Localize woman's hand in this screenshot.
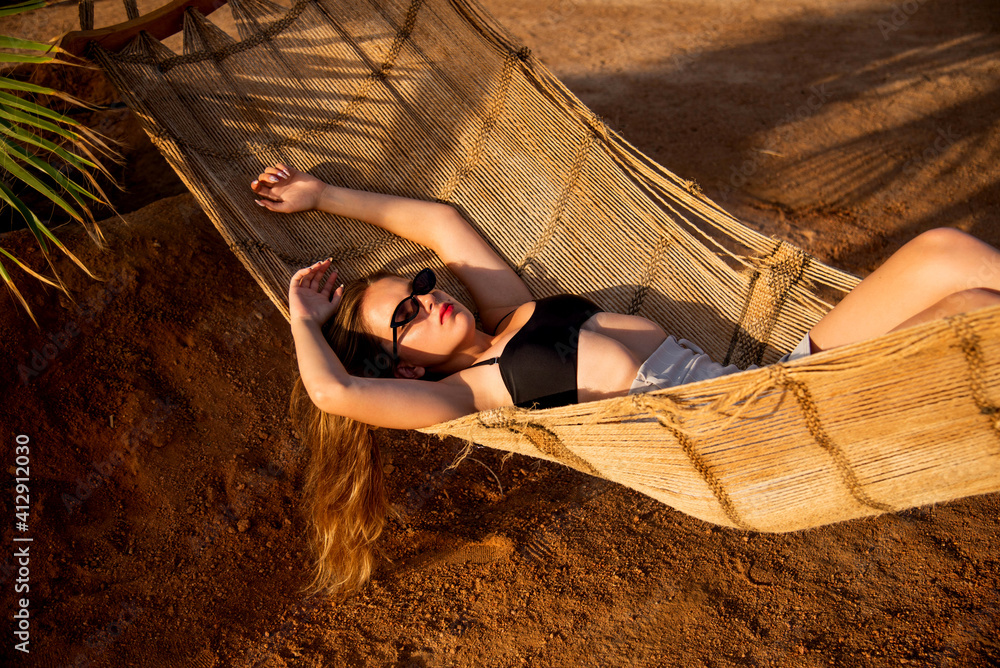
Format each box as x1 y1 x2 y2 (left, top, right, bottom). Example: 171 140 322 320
251 163 328 213
289 259 344 325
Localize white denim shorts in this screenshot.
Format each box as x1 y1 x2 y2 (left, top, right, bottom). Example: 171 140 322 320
627 332 813 395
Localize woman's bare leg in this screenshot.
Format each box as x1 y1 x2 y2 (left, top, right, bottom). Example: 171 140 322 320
887 288 1000 333
809 228 1000 352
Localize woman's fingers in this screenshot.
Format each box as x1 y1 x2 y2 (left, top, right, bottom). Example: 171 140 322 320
329 283 345 309
290 260 335 291
313 262 337 295
251 164 295 194
307 260 325 290
255 168 286 186
290 266 310 287
291 261 321 282
250 179 274 196
321 268 339 296
288 259 341 322
252 178 283 205
262 168 282 183
263 165 295 183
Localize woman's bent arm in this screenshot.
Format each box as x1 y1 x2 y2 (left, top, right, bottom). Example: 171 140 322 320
313 182 535 329
317 376 476 430
253 164 460 252
253 164 534 330
291 316 354 405
314 183 457 251
292 316 474 428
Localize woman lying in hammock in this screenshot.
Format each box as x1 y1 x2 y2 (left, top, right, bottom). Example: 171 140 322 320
251 162 1000 595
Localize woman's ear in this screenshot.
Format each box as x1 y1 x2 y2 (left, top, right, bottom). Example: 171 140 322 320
393 364 425 380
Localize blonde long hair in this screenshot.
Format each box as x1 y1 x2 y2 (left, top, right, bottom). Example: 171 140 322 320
289 271 400 597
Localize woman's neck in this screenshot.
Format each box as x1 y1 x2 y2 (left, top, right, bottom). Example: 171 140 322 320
429 328 499 375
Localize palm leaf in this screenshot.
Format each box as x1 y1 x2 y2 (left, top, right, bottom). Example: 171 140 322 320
0 179 54 255
0 103 118 171
0 77 61 95
0 90 86 126
0 181 98 281
0 122 113 201
0 105 86 144
0 35 65 54
0 256 40 327
0 109 117 200
0 119 103 173
0 0 119 326
0 246 60 288
0 3 46 19
0 181 68 296
0 98 117 157
0 76 99 109
3 139 109 213
0 53 54 64
0 146 84 222
6 139 111 222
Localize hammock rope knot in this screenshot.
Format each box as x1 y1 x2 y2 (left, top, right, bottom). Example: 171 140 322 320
769 365 895 513
628 394 752 529
946 314 1000 450
726 239 811 367
475 409 602 477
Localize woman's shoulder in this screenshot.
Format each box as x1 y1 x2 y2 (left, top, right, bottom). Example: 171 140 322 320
490 300 535 336
436 355 514 411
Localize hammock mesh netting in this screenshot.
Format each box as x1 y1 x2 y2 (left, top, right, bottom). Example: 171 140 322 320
73 0 1000 532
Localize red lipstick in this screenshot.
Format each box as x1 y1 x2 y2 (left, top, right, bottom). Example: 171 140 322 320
440 304 453 323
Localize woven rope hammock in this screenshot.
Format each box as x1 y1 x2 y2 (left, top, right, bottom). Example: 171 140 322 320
65 0 1000 532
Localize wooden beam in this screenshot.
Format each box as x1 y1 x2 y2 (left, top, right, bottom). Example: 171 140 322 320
58 0 230 57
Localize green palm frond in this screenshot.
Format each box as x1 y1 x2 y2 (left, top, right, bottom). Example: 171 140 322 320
0 3 47 19
0 35 64 53
0 76 101 109
0 2 120 326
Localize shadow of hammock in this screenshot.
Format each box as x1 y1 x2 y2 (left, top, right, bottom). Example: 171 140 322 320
557 1 1000 274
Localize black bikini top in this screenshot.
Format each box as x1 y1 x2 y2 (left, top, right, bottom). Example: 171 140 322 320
469 294 603 409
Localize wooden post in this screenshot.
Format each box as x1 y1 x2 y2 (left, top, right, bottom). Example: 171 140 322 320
58 0 230 57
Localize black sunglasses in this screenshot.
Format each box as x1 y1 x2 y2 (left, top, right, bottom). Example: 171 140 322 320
390 268 436 365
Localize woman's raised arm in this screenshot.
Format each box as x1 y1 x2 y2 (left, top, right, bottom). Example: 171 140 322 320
288 258 350 402
253 164 455 250
253 164 533 333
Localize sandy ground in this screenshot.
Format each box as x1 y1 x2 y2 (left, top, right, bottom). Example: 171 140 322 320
2 0 999 666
